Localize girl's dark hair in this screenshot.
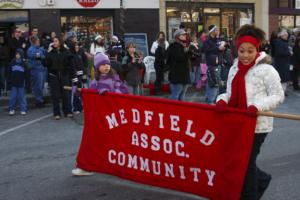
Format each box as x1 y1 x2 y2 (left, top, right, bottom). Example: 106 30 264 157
52 36 65 48
157 31 166 39
234 24 266 44
94 68 117 81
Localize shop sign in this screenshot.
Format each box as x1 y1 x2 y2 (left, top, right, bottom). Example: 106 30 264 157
0 0 24 8
76 0 100 8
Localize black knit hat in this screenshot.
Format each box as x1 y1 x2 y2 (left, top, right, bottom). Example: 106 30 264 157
208 25 217 33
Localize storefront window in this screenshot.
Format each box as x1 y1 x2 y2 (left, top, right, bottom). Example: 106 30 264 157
239 9 253 26
166 2 253 39
279 15 295 28
61 16 113 48
296 16 300 27
278 0 290 8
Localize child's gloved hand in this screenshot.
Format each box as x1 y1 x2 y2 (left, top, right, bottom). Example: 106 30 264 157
246 105 258 117
98 88 109 95
215 100 227 113
72 85 80 96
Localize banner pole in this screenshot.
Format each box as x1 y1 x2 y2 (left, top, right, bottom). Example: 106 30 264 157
63 86 300 121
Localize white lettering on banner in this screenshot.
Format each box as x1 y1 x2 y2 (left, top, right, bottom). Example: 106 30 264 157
151 136 160 151
190 168 201 182
205 170 216 187
200 130 215 146
185 120 196 138
132 109 140 124
119 109 128 124
140 157 150 172
131 131 187 158
105 109 216 146
170 115 180 132
179 165 186 179
127 154 138 169
106 113 119 129
164 163 175 178
108 149 216 186
158 113 164 129
144 111 153 126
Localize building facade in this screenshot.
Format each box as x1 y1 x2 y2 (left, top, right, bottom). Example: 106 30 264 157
0 0 160 49
269 0 300 34
159 0 269 39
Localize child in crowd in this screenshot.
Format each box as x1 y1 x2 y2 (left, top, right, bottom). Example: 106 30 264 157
122 42 145 95
8 49 27 115
216 24 284 199
72 53 128 176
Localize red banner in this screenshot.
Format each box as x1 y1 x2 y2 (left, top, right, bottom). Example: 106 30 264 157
76 89 257 200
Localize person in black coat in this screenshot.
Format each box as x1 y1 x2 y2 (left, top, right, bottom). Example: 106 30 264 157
166 29 190 101
204 25 226 104
0 44 6 96
273 30 292 94
292 37 300 90
46 37 75 119
154 37 167 94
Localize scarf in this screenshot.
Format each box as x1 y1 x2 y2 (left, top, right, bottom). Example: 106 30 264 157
228 53 260 108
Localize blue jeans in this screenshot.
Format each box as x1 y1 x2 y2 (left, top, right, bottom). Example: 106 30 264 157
170 84 188 101
205 84 218 104
0 66 5 96
31 67 45 104
9 87 27 112
190 65 200 85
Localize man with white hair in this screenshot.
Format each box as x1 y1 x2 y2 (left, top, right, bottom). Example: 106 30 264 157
273 29 292 95
203 25 226 104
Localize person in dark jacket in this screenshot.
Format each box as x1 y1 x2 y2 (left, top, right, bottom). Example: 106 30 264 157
0 44 6 96
8 28 28 60
109 49 123 79
70 42 88 114
122 42 145 95
107 35 124 62
166 29 190 101
8 49 27 115
27 36 47 107
189 35 202 86
154 37 167 94
46 37 75 120
273 29 292 94
292 37 300 90
204 25 226 104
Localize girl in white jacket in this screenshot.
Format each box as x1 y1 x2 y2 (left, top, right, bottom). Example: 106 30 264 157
216 25 284 200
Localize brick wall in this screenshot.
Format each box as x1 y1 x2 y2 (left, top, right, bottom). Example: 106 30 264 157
269 14 279 37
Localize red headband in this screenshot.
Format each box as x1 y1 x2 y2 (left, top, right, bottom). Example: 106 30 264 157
236 35 260 51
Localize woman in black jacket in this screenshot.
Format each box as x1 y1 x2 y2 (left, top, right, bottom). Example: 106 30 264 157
46 37 74 120
292 37 300 90
154 38 167 94
166 29 190 101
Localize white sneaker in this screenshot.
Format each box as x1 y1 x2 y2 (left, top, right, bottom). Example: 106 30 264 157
20 111 27 115
71 168 94 176
9 110 15 115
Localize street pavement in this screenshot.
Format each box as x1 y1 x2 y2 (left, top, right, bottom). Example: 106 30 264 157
0 88 299 200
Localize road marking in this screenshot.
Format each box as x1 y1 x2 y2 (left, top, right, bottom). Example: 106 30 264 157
0 113 52 137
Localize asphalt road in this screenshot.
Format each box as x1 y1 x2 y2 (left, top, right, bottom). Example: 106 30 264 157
0 88 299 200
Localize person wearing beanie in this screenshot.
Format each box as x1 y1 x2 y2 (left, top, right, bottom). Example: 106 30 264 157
71 53 128 176
165 28 190 101
107 35 124 62
90 34 105 56
203 24 226 104
8 49 27 115
216 24 284 199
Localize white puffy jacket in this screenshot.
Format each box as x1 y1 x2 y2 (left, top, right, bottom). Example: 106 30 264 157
217 52 285 133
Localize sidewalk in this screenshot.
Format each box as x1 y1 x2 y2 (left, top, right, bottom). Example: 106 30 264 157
0 92 50 108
